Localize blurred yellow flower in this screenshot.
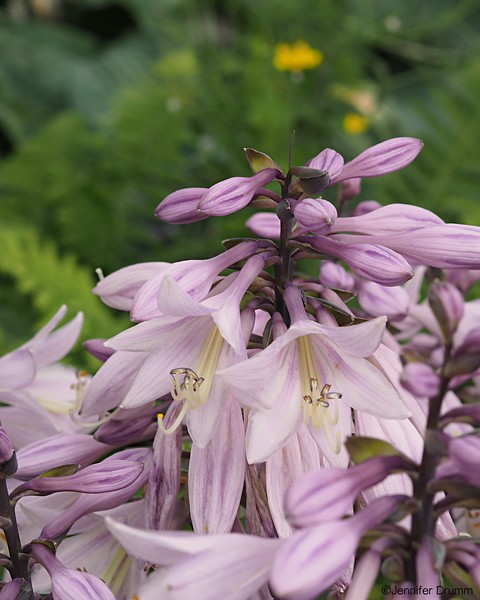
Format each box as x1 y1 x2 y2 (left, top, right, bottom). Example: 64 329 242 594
273 40 323 73
343 112 370 135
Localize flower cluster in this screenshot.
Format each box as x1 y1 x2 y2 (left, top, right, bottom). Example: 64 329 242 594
0 136 479 599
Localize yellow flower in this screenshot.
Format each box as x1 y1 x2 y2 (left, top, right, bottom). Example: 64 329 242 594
343 112 370 135
273 40 323 73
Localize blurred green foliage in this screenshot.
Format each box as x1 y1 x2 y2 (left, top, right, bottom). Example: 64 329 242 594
1 0 480 359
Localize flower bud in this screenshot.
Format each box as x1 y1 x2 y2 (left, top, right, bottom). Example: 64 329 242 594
352 200 381 216
155 187 209 224
400 362 440 398
357 281 410 321
336 137 423 181
307 148 344 180
31 543 116 600
10 459 144 499
428 280 464 343
339 177 362 202
199 169 276 216
312 236 413 286
0 426 14 466
293 198 337 233
319 261 355 291
246 213 280 239
332 203 443 235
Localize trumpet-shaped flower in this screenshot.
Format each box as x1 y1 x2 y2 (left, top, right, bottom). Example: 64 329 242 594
0 306 84 448
129 240 262 321
218 285 409 465
85 255 266 447
106 519 283 600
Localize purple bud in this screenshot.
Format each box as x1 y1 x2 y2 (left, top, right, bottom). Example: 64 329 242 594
319 261 355 291
285 456 407 528
429 280 464 343
11 459 144 499
83 339 115 363
271 495 408 600
312 236 413 286
352 200 381 216
363 224 480 269
307 148 344 180
0 427 14 465
436 435 480 486
155 187 209 224
293 198 337 233
31 544 116 600
332 203 443 235
0 580 33 599
357 281 410 321
15 434 111 480
94 404 158 445
336 137 423 182
439 404 480 428
416 537 441 598
400 363 440 398
339 177 362 202
40 449 151 540
246 212 280 239
198 169 276 216
447 269 480 294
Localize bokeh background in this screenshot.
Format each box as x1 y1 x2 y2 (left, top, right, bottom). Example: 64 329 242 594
1 0 480 365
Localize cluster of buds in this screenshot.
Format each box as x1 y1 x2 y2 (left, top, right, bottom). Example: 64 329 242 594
0 136 479 599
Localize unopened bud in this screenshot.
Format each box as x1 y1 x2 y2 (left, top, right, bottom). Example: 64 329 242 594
400 362 440 398
428 280 464 343
0 427 15 476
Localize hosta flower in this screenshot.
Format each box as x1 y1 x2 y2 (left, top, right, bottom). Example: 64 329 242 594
106 519 283 600
83 254 267 447
308 138 423 184
218 284 409 465
28 500 146 600
270 495 408 600
0 306 84 448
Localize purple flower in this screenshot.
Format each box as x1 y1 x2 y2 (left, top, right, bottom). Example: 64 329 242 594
31 543 116 600
311 236 413 286
307 138 423 187
400 362 440 399
14 433 111 480
334 137 423 182
218 285 409 465
155 187 209 224
198 169 276 216
130 240 260 321
284 456 409 528
293 198 337 233
0 427 14 465
189 398 245 534
106 519 283 600
270 495 408 600
11 459 145 499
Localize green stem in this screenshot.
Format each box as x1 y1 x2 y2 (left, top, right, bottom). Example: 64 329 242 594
0 471 33 595
408 342 452 581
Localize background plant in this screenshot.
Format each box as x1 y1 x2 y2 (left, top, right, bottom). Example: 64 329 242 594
1 0 480 360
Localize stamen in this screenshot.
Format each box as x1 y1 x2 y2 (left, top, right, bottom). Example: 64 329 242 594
157 403 188 435
298 335 343 453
